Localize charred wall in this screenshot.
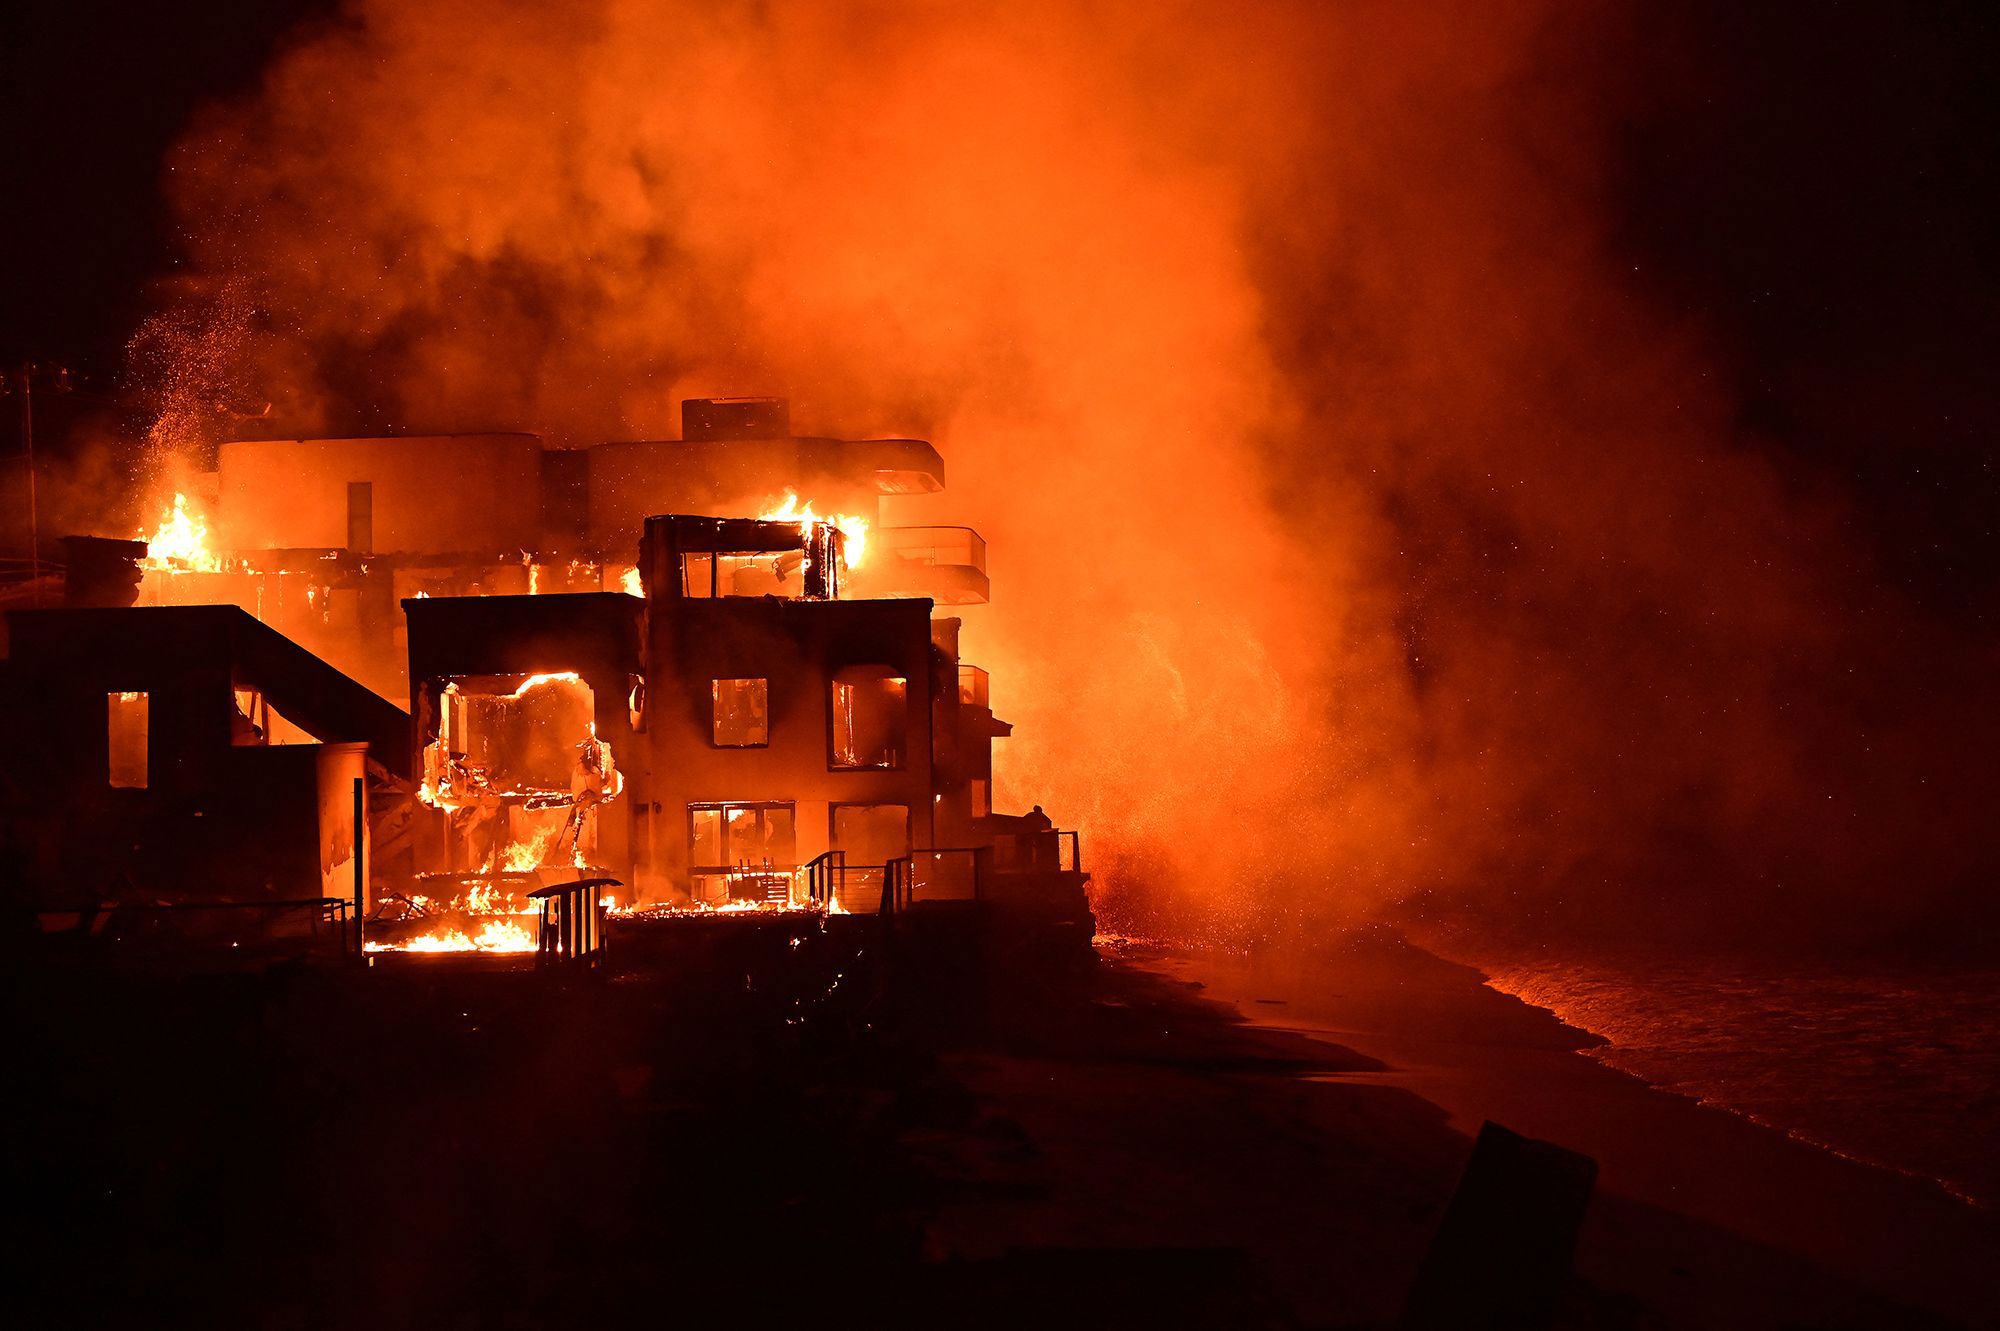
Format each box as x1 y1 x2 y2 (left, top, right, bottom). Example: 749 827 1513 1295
637 592 937 898
0 607 377 905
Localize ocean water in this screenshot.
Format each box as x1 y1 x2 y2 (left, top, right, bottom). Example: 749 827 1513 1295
1458 947 2000 1207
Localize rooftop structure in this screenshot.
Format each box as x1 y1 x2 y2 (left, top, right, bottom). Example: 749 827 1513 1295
138 399 980 699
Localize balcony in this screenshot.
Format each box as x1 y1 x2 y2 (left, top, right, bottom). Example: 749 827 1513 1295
955 663 1009 739
860 526 991 604
846 438 945 494
957 664 989 708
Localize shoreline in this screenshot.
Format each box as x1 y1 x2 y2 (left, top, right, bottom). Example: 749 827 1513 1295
1116 931 2000 1327
1465 965 1994 1213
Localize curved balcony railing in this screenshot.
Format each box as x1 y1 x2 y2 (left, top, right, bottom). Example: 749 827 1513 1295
957 664 990 709
851 438 946 494
863 526 990 604
878 526 987 573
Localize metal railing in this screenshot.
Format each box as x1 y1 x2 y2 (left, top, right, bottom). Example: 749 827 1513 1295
836 864 886 913
804 851 891 915
878 526 988 573
913 847 985 901
879 847 990 914
881 856 912 915
956 664 989 708
991 829 1083 874
529 877 617 970
802 849 846 909
35 897 355 959
807 847 1007 915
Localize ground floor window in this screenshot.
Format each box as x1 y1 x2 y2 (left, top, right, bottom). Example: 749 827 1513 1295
689 801 797 904
689 802 796 872
830 803 910 865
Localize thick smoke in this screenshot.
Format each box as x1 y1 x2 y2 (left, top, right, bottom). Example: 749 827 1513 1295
158 0 1994 948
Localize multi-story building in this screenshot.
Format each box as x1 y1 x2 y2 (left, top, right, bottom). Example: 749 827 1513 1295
18 398 1086 946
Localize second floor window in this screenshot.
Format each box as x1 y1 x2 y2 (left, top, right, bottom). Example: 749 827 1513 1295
830 666 906 769
711 678 769 747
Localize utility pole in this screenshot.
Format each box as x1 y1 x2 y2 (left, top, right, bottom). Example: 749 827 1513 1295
3 362 73 603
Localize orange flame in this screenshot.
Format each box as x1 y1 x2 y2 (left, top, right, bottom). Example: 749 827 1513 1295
140 493 223 571
760 489 868 568
508 671 584 698
365 918 536 954
499 823 559 873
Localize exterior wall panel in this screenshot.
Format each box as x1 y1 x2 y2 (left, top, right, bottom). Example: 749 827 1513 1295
635 594 938 900
217 435 544 555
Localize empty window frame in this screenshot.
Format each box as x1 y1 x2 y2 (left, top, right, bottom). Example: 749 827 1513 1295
829 666 907 769
433 673 596 796
681 551 807 599
107 691 149 788
711 678 770 747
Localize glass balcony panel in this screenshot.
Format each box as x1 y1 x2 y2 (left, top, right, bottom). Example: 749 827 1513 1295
957 664 990 709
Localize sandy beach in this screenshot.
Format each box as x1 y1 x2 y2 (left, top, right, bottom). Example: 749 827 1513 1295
10 923 1998 1328
923 933 2000 1328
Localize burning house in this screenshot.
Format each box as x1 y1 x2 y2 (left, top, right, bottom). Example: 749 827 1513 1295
134 397 963 699
389 590 640 951
3 398 1088 962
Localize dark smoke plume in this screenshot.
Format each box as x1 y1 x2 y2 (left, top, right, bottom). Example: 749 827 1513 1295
155 0 1996 948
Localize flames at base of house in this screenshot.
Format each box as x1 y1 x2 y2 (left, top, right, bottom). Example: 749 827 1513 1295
611 899 823 920
366 869 619 954
364 919 536 954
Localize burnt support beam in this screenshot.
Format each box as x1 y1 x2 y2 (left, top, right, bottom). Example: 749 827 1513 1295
352 776 366 959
